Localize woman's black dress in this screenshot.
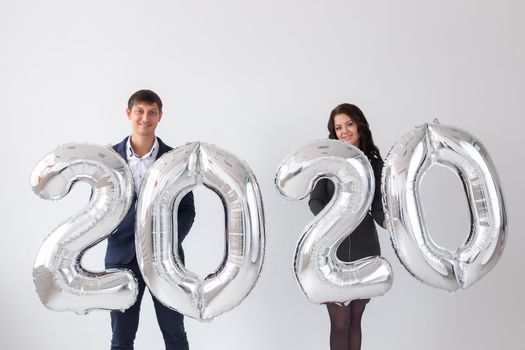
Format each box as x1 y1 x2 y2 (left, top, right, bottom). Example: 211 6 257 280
308 156 385 262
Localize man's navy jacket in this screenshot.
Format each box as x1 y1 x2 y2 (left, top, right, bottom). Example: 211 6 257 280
105 136 195 266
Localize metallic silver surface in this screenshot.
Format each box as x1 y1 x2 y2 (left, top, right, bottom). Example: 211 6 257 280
382 122 507 291
275 140 393 304
135 142 265 321
31 143 136 314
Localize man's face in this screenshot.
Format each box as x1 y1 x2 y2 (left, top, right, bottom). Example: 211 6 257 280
127 102 163 136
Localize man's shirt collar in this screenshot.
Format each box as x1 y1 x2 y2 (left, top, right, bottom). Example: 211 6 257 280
126 136 159 160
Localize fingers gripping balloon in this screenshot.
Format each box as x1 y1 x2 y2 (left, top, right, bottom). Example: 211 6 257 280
382 122 507 291
275 140 393 304
135 142 265 321
31 143 137 314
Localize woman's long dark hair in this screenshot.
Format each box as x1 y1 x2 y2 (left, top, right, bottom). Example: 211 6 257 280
327 103 381 160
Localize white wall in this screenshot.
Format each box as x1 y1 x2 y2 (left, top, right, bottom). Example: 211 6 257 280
1 0 523 349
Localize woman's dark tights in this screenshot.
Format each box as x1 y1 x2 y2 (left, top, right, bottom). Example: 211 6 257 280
326 300 367 350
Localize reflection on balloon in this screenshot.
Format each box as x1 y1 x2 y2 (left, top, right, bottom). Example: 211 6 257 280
275 140 393 305
31 143 137 314
135 142 265 321
382 121 507 291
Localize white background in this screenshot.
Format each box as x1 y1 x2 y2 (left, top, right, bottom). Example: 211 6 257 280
1 1 523 349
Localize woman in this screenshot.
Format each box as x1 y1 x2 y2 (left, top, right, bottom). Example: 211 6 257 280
308 103 386 350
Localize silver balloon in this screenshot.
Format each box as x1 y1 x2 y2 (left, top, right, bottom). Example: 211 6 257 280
382 122 507 291
275 140 393 304
31 143 136 314
135 142 265 321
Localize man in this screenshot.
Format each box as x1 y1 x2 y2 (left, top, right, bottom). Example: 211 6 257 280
106 89 195 350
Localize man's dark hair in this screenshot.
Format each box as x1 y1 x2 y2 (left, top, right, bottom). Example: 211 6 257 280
127 89 163 111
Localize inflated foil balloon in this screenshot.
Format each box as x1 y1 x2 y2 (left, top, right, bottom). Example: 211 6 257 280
382 121 507 291
275 140 393 304
135 142 265 321
31 143 136 314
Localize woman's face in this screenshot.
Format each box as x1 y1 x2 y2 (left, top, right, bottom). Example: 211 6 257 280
334 113 360 147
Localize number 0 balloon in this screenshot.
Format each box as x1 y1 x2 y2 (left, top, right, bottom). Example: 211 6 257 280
135 142 265 321
31 143 136 314
382 122 507 291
